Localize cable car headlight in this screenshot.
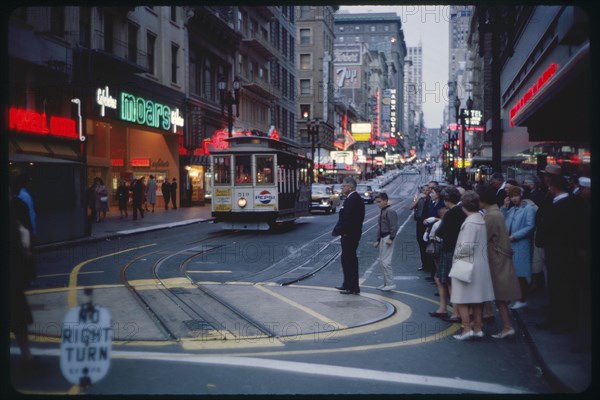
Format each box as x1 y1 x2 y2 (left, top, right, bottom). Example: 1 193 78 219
238 197 248 208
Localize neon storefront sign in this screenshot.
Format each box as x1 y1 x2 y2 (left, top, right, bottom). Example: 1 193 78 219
509 63 558 126
95 86 184 133
8 106 78 139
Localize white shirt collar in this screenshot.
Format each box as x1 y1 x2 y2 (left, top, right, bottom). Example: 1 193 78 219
553 192 569 203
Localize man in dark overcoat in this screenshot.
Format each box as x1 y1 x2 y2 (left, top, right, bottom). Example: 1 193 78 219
332 177 365 294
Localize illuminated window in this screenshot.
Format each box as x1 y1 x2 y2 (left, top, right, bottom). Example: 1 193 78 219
300 54 311 70
235 155 253 185
213 156 231 185
256 155 274 184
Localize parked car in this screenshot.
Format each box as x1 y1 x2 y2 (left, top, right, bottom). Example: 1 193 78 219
400 166 420 175
356 184 375 204
369 183 384 197
332 184 346 201
310 184 340 214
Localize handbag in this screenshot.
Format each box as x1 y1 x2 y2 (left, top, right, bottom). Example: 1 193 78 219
100 196 108 202
449 259 474 283
425 240 439 256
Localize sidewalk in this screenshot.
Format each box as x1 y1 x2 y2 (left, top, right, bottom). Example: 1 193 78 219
511 286 592 393
34 203 592 393
36 204 215 250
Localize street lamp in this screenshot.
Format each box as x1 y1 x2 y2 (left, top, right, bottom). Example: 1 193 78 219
218 76 241 138
307 119 320 183
368 143 377 179
455 96 474 187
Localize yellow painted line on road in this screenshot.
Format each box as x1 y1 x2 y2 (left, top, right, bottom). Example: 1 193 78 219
187 270 232 274
68 244 156 308
254 284 348 330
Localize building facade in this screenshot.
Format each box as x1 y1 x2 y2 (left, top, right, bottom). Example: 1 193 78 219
295 5 337 174
333 11 407 158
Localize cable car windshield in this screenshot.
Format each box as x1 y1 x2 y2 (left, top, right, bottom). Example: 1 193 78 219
235 155 252 185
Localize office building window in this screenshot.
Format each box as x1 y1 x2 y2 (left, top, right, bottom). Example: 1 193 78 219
300 104 311 119
147 32 156 75
300 54 311 70
50 7 65 37
128 23 138 64
171 43 179 84
299 28 311 45
300 79 311 95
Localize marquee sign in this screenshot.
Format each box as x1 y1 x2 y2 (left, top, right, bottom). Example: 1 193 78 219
509 63 558 126
9 106 78 139
333 44 362 65
95 86 184 133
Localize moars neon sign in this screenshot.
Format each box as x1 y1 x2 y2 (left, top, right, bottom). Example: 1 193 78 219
509 63 558 126
95 86 184 133
9 107 78 139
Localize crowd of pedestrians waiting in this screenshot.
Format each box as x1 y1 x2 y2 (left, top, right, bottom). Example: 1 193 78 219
413 166 590 341
86 175 179 222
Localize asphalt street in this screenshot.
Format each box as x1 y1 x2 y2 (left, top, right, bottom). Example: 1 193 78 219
7 171 592 395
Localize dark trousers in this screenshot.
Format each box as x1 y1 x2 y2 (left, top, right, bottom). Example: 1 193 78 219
341 236 360 292
132 202 144 220
546 255 581 328
163 195 170 210
171 194 177 209
416 220 427 268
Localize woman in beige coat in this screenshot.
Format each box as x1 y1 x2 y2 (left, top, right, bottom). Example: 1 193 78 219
450 191 495 340
477 185 522 339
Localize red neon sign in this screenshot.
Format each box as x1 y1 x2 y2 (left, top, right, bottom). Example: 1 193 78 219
130 158 150 167
509 63 558 126
9 107 78 139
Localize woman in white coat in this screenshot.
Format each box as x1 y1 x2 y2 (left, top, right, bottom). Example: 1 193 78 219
450 191 496 340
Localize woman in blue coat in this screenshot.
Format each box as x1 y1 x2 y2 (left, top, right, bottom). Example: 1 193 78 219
501 186 536 310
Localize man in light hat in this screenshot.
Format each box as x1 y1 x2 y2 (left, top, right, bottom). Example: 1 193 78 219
578 177 591 201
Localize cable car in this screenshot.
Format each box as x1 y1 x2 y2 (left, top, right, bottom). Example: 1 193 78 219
210 131 311 230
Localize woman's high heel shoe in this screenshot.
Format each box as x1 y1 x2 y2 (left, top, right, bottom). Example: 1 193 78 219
491 328 515 339
453 330 474 341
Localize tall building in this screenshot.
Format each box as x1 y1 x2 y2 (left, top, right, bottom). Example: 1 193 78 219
404 43 423 151
333 11 407 161
8 6 188 243
295 5 337 168
447 5 472 127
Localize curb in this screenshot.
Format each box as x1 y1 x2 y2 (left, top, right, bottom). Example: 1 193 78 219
512 309 573 393
36 218 216 252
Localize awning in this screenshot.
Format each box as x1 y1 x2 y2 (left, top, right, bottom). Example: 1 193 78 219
187 155 211 166
46 143 80 160
10 139 82 162
9 153 81 164
11 139 49 155
511 43 590 142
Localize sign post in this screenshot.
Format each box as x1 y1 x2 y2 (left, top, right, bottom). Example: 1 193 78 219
60 288 112 388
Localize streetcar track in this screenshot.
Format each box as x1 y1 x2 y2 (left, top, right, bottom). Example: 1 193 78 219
113 175 428 341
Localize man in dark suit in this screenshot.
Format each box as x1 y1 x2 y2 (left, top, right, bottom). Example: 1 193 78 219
536 172 587 333
489 172 507 207
332 177 365 294
131 177 145 220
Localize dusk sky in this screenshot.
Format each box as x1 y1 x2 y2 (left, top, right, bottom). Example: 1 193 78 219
338 5 450 129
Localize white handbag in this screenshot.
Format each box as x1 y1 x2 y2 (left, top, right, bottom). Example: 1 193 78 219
449 259 474 283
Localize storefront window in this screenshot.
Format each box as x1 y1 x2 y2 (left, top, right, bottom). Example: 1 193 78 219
213 155 231 185
255 155 274 184
235 155 252 185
